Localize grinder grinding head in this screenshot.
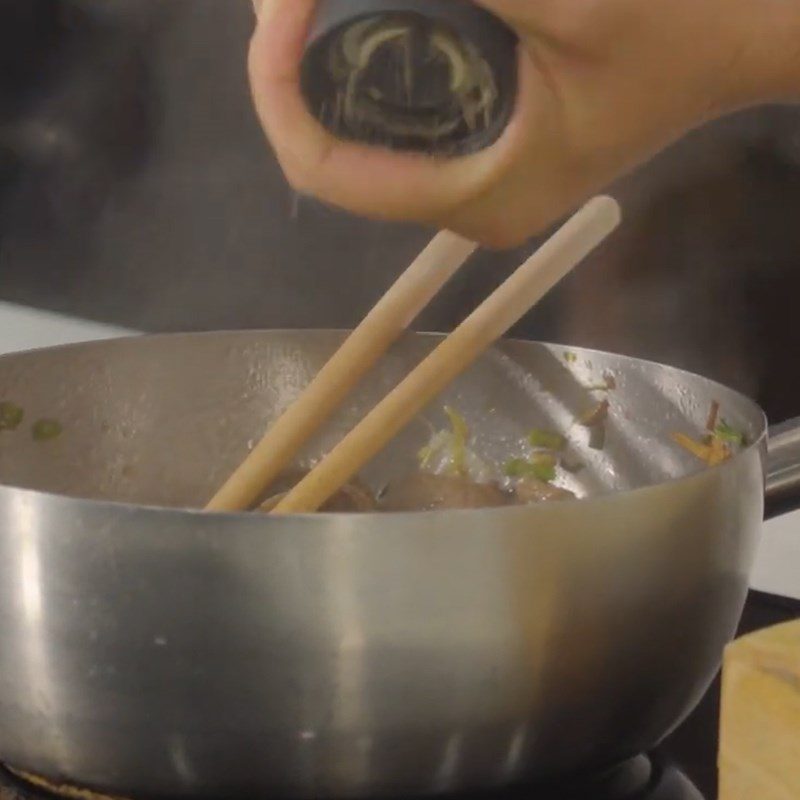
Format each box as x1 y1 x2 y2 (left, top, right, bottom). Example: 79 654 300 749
301 0 518 156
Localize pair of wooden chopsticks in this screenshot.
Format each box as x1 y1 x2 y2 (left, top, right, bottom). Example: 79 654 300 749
207 196 621 514
206 232 477 511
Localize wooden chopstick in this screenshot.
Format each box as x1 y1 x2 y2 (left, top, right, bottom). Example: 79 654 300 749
206 231 477 512
272 196 622 514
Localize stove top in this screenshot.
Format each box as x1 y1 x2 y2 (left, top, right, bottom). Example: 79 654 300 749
0 757 703 800
455 756 703 799
1 591 796 800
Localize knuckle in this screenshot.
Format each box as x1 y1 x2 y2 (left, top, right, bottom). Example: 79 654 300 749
279 157 316 195
272 136 336 198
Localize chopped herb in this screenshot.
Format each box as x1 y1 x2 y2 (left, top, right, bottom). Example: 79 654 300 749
707 435 731 466
504 453 557 483
672 432 732 466
714 421 745 447
0 402 24 431
706 400 720 432
674 405 743 468
534 463 557 483
444 406 469 443
579 400 609 450
417 444 434 468
579 399 610 428
585 373 617 392
564 351 577 364
444 406 469 477
672 432 711 461
32 419 62 442
504 458 532 478
528 429 566 451
417 407 473 477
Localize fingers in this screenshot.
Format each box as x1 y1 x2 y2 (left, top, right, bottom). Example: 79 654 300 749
246 0 574 246
427 54 574 248
247 0 514 225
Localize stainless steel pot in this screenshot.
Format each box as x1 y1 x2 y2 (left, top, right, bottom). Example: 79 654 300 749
0 330 797 798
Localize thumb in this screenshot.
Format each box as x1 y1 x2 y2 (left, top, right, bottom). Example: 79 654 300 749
250 0 266 17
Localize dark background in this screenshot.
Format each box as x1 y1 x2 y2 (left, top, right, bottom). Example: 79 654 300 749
3 1 800 424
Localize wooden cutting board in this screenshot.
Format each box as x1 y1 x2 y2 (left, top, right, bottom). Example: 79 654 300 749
719 619 800 799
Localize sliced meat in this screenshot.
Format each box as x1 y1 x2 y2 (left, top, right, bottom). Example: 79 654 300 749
318 481 377 512
379 472 511 512
514 478 575 504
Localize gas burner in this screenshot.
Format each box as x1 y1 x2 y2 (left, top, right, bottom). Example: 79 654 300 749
0 767 122 800
0 756 702 800
458 756 703 800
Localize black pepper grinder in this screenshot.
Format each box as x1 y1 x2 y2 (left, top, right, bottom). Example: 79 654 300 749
300 0 518 156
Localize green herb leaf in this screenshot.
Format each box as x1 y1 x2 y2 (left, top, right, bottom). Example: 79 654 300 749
32 419 62 442
444 406 469 477
504 458 530 478
417 444 433 469
0 402 24 431
444 406 469 442
564 351 577 364
714 421 745 446
528 429 566 451
504 454 557 483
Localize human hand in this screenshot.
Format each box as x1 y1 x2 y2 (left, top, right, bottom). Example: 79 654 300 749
249 0 800 247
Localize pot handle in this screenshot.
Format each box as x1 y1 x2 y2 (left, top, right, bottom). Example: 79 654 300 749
765 417 800 519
